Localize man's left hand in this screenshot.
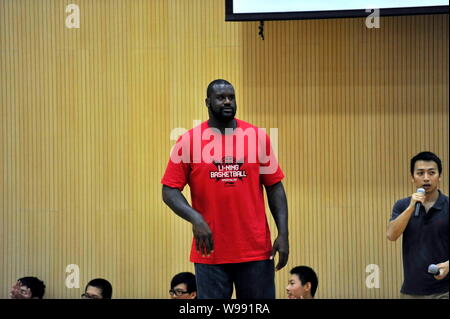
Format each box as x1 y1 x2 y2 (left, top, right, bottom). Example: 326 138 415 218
270 235 289 271
434 260 449 280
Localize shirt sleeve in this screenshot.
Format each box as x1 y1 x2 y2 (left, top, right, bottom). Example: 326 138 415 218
390 198 409 222
258 130 284 186
161 134 191 191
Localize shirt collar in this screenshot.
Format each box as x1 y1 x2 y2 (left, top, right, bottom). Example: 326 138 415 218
432 190 447 211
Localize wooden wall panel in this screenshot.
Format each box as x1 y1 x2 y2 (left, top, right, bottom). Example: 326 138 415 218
0 0 448 299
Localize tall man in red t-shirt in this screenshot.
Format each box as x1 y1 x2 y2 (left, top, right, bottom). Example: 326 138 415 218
161 79 289 299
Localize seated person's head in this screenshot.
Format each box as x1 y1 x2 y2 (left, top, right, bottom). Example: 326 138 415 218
286 266 318 299
82 278 113 299
9 277 46 299
169 272 197 299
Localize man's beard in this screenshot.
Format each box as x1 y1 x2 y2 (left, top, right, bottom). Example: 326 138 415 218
210 107 236 122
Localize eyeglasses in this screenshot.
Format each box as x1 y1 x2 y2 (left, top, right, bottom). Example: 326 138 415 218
169 289 189 297
81 293 102 299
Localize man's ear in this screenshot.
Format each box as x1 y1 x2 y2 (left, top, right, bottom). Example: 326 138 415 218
190 291 197 299
304 282 312 292
205 97 210 108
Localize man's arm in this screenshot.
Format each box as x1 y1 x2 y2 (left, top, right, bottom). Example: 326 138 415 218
265 181 289 271
386 191 425 241
162 185 214 255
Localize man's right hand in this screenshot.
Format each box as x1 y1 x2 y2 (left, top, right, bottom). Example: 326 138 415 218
9 282 31 299
192 220 214 256
162 185 215 256
409 191 426 208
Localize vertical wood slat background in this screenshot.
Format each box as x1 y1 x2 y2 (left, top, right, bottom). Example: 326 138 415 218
0 0 448 298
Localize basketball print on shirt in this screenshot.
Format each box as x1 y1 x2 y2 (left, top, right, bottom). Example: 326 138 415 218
209 156 247 186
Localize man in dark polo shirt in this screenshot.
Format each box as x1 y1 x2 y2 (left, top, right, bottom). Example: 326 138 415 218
387 151 449 299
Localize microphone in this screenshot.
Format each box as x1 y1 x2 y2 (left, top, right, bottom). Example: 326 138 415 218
414 188 425 217
428 264 440 276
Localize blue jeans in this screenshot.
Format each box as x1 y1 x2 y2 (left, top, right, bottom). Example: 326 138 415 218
194 259 275 299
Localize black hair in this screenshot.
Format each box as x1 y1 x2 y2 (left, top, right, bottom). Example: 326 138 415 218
290 266 319 297
206 79 233 98
18 277 46 299
170 272 197 293
85 278 113 299
410 151 442 176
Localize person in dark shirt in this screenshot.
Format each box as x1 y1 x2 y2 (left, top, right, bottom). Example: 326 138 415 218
387 151 448 299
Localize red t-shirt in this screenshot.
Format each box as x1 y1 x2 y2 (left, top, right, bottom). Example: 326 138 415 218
161 119 284 264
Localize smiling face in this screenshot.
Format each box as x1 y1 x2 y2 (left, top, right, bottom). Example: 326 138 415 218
206 83 237 123
411 160 441 194
286 274 312 299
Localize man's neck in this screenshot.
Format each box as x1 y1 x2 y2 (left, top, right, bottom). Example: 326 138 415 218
207 118 237 134
425 189 440 203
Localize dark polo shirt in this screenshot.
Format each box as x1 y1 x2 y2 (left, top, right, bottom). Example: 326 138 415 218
390 190 449 295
